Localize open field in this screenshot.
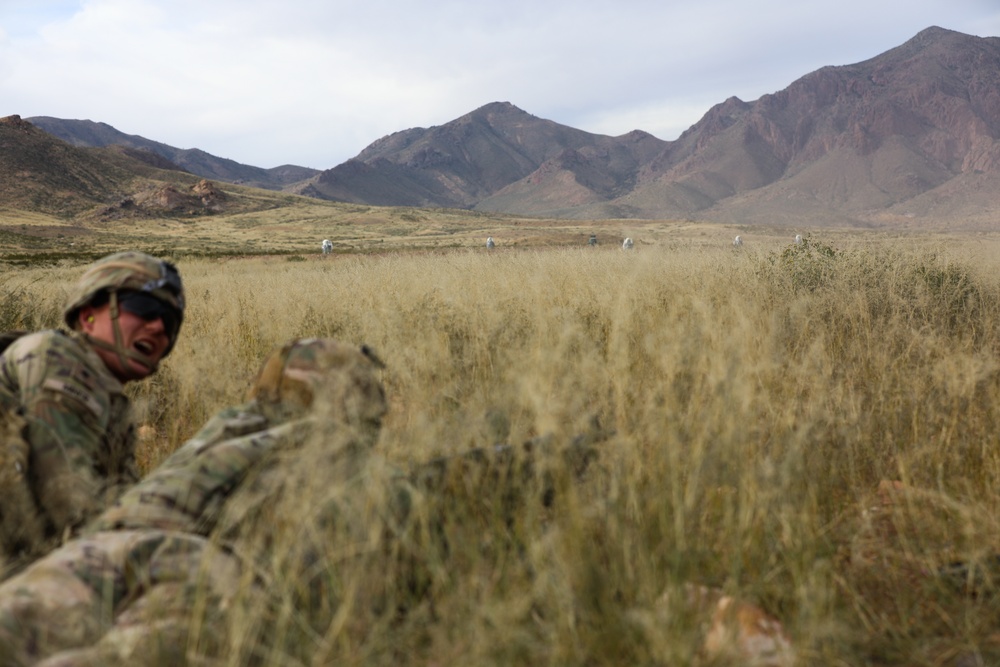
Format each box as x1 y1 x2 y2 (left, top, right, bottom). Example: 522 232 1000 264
4 207 1000 665
6 193 982 261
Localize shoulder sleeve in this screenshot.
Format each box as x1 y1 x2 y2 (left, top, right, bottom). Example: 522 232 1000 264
89 406 297 535
3 332 120 534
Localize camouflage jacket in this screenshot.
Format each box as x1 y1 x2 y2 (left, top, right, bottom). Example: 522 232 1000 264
0 330 138 551
0 400 352 666
91 401 316 537
0 394 607 664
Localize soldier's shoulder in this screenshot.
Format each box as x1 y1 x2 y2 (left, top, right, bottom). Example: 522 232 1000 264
0 329 30 356
171 402 269 456
4 330 120 405
4 329 77 359
2 330 102 381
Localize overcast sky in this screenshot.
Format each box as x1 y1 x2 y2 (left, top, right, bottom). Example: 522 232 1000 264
1 1 998 170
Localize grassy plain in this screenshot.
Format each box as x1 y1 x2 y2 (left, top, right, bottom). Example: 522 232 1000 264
4 202 1000 665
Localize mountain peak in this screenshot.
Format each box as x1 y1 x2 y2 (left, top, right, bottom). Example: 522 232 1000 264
913 25 963 40
466 101 534 121
874 24 998 64
0 114 35 131
15 27 1000 228
476 101 522 112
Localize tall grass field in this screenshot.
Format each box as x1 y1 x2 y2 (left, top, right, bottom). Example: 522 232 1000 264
4 234 1000 665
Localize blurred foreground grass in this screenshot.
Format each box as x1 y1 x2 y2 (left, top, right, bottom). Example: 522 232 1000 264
4 235 1000 665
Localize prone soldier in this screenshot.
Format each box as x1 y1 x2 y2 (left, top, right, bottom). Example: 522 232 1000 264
0 337 606 666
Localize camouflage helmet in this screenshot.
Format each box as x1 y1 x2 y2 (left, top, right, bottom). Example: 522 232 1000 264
249 338 388 433
63 251 185 353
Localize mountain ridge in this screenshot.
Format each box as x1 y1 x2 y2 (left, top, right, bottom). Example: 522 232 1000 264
0 114 298 221
19 26 1000 228
26 116 319 190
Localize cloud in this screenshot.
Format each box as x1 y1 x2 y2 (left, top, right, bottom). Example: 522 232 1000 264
1 0 999 169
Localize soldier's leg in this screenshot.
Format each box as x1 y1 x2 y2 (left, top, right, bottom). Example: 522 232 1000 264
0 535 124 666
28 532 242 667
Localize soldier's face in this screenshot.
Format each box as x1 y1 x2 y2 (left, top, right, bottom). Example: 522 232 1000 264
79 302 172 381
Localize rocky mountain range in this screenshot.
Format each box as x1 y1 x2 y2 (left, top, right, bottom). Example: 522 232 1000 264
0 113 290 221
25 116 319 191
19 26 1000 227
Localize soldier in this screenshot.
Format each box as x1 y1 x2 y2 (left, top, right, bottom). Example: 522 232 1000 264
0 251 185 569
91 337 388 537
0 337 387 666
0 338 603 665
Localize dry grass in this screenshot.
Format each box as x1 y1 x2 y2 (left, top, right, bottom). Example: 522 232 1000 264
5 227 1000 665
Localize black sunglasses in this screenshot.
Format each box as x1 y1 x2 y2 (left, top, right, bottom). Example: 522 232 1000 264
118 292 181 336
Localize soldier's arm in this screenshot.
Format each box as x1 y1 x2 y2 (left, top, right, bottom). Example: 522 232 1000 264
22 391 106 535
406 424 610 503
93 400 140 505
4 339 112 537
89 410 315 535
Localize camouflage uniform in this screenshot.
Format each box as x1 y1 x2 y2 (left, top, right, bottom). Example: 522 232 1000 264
92 337 387 536
0 331 136 564
0 252 185 571
0 338 387 666
0 337 602 666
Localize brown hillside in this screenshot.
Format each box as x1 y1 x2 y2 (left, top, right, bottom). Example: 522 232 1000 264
303 27 1000 227
613 26 1000 226
27 116 320 190
0 115 263 222
0 115 138 217
12 26 1000 228
300 102 668 209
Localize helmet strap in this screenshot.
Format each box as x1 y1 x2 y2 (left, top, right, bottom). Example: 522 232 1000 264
83 290 159 380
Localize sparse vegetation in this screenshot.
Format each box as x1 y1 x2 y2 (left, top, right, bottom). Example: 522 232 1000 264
4 229 1000 665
